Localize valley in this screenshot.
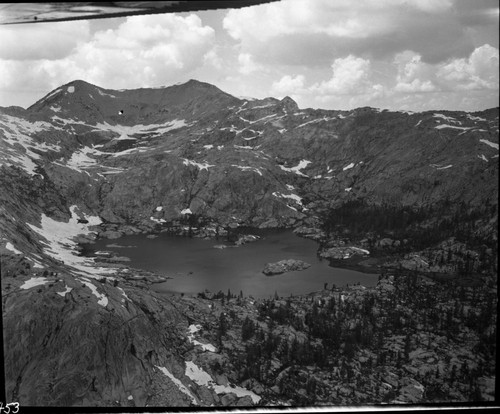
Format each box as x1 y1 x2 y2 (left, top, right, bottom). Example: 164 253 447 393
0 79 497 407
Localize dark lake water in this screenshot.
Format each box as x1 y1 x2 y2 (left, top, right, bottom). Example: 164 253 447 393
89 229 379 299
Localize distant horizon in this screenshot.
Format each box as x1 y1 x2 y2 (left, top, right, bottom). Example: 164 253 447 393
4 77 499 115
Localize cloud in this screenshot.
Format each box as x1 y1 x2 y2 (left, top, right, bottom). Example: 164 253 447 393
267 43 498 111
271 74 306 96
0 14 216 106
222 0 490 66
0 21 90 60
238 53 261 75
203 49 223 70
310 55 383 96
437 44 499 90
394 52 437 92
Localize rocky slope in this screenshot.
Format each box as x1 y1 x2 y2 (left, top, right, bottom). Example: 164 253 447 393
1 79 498 407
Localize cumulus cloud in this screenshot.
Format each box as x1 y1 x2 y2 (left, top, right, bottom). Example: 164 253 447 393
269 43 498 111
310 55 383 96
271 74 306 96
437 44 499 90
394 52 437 92
222 0 483 66
0 14 215 106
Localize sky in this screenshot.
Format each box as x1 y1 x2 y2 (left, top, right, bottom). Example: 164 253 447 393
0 0 498 112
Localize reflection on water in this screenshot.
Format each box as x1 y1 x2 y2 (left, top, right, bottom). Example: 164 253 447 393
90 229 379 298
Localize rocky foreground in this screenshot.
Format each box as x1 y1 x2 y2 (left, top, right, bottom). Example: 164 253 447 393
2 246 496 406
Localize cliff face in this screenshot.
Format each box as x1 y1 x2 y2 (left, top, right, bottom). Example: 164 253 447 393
1 79 498 406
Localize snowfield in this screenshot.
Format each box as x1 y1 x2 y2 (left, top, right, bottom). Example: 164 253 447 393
26 205 115 277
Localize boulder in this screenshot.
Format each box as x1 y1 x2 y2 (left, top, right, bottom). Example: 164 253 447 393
100 230 123 240
234 234 260 246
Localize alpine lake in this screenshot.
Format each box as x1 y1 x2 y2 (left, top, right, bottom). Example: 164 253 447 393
86 229 379 299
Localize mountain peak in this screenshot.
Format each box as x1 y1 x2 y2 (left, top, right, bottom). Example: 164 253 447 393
280 96 299 112
27 78 240 123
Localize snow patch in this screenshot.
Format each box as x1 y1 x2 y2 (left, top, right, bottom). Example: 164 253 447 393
117 287 130 302
231 165 263 176
296 116 334 128
433 113 460 124
434 124 472 131
181 208 193 215
479 139 499 150
92 119 189 139
156 366 198 405
5 242 22 255
41 88 62 102
272 192 304 208
56 285 73 297
343 163 355 171
156 206 163 212
67 86 75 93
239 114 277 125
64 146 99 171
279 159 311 177
183 158 214 171
20 277 49 290
110 146 150 157
187 324 217 352
80 278 108 307
185 361 260 404
250 103 274 109
467 114 487 122
97 89 115 98
478 154 488 162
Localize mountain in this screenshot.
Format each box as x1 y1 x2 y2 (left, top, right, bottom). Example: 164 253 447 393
1 80 498 407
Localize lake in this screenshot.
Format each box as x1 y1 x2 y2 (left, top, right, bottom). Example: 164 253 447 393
89 229 379 299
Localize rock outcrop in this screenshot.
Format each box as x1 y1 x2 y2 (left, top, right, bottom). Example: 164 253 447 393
262 259 311 275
